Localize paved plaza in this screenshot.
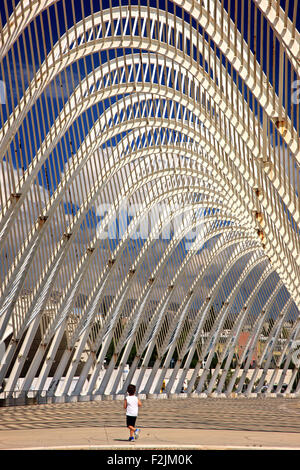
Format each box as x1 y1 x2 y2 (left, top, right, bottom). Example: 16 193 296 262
1 0 300 416
0 397 300 450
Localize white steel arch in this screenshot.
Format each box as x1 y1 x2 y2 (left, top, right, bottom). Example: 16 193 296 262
0 0 299 401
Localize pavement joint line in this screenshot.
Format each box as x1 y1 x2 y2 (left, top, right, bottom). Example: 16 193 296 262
8 444 300 451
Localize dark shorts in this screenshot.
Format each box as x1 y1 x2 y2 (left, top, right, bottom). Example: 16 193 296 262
126 415 137 428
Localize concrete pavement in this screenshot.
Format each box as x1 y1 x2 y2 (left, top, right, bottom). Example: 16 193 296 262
0 397 300 450
2 426 300 450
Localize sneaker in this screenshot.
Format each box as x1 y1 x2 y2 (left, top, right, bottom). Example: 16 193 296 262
134 428 140 440
129 436 134 441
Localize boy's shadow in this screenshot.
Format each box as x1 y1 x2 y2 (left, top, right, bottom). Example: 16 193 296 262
114 438 133 442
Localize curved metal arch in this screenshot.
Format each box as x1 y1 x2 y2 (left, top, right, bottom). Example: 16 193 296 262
1 2 297 163
252 0 300 72
0 144 251 326
124 235 261 393
1 131 247 272
6 165 243 337
179 0 299 149
0 89 258 255
1 48 298 244
1 0 296 84
76 215 240 396
269 315 300 393
59 230 254 397
234 292 291 394
52 216 249 396
0 5 296 282
2 122 264 338
215 278 283 394
205 266 278 394
254 301 296 393
0 45 279 190
1 15 298 253
193 257 273 394
182 273 283 395
167 256 273 395
102 245 264 396
1 50 294 268
73 138 298 304
2 186 241 392
0 139 244 316
1 0 298 80
226 281 288 394
244 297 294 395
145 245 267 395
1 84 298 302
19 200 218 394
1 107 298 312
0 0 59 60
0 88 297 302
0 0 299 398
86 234 261 397
0 73 266 231
55 197 233 346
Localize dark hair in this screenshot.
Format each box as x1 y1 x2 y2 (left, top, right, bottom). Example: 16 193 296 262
127 384 136 395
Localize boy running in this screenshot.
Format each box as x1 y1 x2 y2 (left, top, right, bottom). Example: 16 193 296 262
124 384 142 441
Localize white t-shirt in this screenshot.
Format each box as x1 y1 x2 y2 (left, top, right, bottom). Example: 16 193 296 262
126 395 139 417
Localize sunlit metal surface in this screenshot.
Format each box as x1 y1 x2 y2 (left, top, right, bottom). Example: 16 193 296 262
0 0 299 400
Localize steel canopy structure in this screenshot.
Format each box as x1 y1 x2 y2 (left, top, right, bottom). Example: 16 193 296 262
0 0 299 400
